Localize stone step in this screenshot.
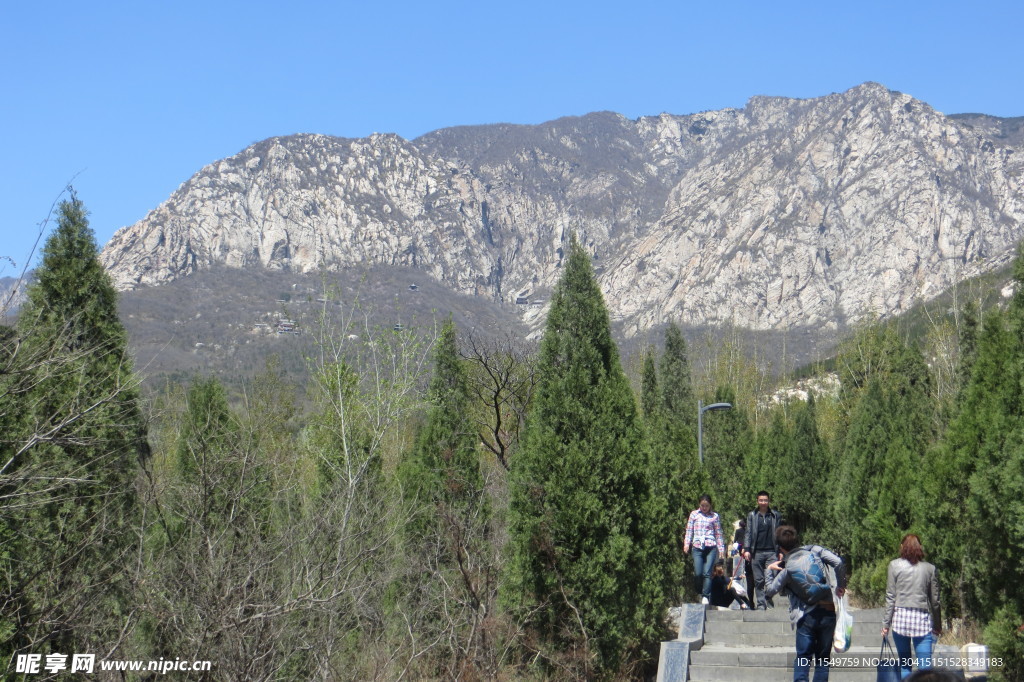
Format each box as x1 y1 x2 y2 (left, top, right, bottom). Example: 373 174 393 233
703 610 887 647
705 620 886 636
690 644 881 668
687 663 878 682
704 607 885 623
705 618 886 636
687 643 965 682
704 632 888 648
658 603 954 681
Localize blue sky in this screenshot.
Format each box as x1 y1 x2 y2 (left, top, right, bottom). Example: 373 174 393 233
2 0 1022 274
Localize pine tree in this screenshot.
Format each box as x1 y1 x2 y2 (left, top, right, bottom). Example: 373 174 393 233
1 194 146 658
400 318 485 533
397 319 493 677
750 407 789 517
659 323 696 436
506 236 668 675
640 349 658 420
787 393 826 538
656 323 704 512
833 335 931 602
701 385 752 522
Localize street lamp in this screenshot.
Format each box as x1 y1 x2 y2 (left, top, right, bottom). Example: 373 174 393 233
697 399 732 465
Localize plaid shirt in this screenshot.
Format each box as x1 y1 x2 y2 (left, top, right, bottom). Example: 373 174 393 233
892 607 932 637
684 510 725 555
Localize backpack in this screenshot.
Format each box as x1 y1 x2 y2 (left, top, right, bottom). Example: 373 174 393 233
784 546 832 605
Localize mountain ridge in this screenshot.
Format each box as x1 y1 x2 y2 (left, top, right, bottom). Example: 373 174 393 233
99 82 1024 337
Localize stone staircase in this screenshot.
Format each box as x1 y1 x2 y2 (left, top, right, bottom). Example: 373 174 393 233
659 604 966 681
691 606 884 681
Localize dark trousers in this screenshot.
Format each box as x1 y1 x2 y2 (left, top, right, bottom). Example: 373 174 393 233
751 550 777 609
794 606 836 681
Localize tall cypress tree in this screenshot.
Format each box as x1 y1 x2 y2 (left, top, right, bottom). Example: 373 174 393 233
787 393 826 538
832 335 931 601
400 318 485 535
506 236 668 675
640 350 658 421
749 407 789 515
659 323 696 436
644 325 703 601
701 385 752 522
1 195 146 657
959 247 1024 617
397 319 493 677
656 323 704 508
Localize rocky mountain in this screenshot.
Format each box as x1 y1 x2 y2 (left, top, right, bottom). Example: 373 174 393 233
100 83 1024 336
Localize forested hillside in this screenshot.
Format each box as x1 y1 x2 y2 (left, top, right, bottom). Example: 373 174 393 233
3 196 1024 680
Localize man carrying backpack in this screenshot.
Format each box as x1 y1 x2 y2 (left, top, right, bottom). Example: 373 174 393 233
766 525 847 682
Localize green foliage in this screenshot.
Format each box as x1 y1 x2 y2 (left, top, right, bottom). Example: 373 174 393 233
400 318 484 515
396 318 496 678
827 325 932 602
984 605 1024 682
640 349 658 420
701 385 753 522
642 325 702 607
506 236 669 676
786 394 828 539
174 375 237 478
1 194 147 659
748 408 788 511
660 324 696 435
846 558 890 608
930 269 1024 621
305 359 375 490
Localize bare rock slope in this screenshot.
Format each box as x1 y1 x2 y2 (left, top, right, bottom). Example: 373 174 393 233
101 83 1024 334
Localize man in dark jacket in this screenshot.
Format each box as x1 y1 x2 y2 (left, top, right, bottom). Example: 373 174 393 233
743 490 783 610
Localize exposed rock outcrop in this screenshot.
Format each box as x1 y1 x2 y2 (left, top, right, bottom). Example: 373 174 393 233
100 83 1024 334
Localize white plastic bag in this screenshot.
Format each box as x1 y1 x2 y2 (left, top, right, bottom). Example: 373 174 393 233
729 578 747 598
833 592 853 652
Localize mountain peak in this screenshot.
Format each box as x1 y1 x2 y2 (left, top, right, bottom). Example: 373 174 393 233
100 86 1024 336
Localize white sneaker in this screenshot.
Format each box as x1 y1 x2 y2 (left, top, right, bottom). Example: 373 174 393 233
701 597 709 605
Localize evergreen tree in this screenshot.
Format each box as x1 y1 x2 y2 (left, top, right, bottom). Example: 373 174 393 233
749 407 788 516
926 307 1013 617
833 337 931 602
957 301 980 391
640 349 658 420
397 319 494 677
656 323 704 512
659 323 697 436
652 324 704 543
701 385 753 522
1 195 146 658
957 246 1024 617
400 318 486 534
506 236 669 676
787 393 826 538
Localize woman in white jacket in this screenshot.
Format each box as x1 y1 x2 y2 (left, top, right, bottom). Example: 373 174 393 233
880 534 942 679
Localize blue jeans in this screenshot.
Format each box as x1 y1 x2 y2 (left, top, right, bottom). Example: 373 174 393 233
794 606 836 681
692 545 718 600
892 631 934 678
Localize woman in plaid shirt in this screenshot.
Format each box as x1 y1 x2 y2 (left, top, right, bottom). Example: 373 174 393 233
683 494 726 604
881 534 942 678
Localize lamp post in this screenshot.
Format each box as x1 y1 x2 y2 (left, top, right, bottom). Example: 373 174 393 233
697 399 733 465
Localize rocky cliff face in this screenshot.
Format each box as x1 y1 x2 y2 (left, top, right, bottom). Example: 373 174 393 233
100 83 1024 334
